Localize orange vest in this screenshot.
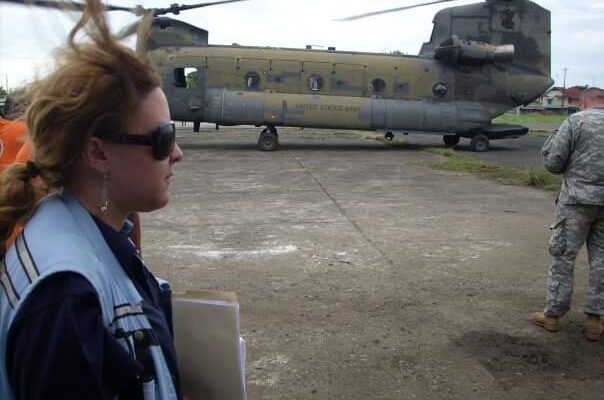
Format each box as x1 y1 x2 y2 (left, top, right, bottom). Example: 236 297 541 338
0 118 28 172
14 139 32 162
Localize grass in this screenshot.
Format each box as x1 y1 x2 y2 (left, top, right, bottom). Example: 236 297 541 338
420 147 562 191
528 130 552 138
493 113 565 137
493 113 567 125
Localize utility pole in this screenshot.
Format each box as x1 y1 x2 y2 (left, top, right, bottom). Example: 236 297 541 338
561 67 568 109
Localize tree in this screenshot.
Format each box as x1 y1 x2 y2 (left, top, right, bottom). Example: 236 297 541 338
0 85 7 98
186 70 198 89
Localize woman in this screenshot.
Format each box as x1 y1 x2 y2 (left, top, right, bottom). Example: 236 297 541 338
6 139 143 251
0 1 184 399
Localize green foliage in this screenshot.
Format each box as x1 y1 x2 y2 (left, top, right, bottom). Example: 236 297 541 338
421 148 562 191
0 85 7 98
528 130 551 138
526 168 561 190
186 70 198 89
493 113 566 125
493 113 564 137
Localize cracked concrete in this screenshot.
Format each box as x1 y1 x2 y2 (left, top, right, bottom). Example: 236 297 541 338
142 126 602 400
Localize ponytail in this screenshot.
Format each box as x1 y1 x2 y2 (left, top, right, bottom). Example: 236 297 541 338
0 162 48 252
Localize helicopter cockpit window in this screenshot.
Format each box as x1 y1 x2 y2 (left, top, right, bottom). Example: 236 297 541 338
370 78 387 95
244 71 261 89
432 82 448 98
174 67 198 89
308 74 323 91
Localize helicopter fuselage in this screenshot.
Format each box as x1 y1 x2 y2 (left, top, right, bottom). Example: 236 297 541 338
2 0 555 151
144 0 553 151
151 44 551 136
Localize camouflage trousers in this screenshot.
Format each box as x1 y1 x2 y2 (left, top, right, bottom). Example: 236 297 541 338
544 202 604 316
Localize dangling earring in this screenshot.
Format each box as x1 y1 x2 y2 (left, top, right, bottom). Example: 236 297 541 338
100 173 109 214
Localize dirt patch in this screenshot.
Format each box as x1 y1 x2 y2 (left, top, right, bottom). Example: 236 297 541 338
459 331 604 390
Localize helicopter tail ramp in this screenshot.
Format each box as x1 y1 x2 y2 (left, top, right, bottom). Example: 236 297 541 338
420 0 552 79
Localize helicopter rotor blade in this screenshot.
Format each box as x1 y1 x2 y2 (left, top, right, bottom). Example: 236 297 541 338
0 0 134 13
152 0 248 16
336 0 458 21
117 20 139 38
0 0 248 16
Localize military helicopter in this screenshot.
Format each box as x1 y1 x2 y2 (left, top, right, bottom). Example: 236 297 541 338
3 0 554 152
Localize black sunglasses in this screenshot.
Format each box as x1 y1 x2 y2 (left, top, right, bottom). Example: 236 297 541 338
95 121 176 160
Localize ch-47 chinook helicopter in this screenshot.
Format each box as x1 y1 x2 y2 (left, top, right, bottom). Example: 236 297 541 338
4 0 554 152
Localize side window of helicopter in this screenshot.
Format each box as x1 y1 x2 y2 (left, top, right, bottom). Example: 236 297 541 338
432 82 448 98
244 71 261 89
308 74 323 92
370 78 387 95
174 67 198 89
174 68 186 88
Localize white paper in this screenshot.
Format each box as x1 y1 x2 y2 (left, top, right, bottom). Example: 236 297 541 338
173 291 247 400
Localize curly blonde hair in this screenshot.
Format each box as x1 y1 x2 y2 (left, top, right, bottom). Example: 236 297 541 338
0 0 160 250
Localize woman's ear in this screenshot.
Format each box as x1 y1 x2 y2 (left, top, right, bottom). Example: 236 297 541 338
81 136 111 173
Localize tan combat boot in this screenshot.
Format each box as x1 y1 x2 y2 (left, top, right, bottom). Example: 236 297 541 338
532 312 560 332
584 314 602 341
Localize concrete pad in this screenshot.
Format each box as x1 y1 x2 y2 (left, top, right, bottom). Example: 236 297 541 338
142 126 602 400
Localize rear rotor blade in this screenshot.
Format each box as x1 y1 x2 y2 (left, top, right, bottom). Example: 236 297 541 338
336 0 458 21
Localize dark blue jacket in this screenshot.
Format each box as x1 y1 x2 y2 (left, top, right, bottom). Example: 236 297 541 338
6 216 181 400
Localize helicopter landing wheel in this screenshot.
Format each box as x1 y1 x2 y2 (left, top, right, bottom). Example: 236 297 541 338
443 134 460 146
260 126 278 138
384 132 394 141
470 134 489 152
258 128 279 151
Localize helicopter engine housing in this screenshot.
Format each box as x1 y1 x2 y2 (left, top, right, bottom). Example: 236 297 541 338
435 35 514 65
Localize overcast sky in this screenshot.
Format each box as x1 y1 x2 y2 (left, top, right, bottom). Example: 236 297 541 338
0 0 603 91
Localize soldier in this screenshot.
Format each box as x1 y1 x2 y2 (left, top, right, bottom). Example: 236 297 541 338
532 97 604 341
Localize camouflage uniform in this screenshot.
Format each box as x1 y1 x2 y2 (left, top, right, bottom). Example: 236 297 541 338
541 108 604 316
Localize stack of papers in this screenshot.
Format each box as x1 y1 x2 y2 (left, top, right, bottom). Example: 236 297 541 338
173 291 247 400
